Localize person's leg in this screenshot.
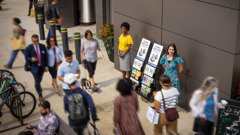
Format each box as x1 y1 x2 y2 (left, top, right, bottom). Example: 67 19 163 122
87 62 96 90
28 1 32 16
47 29 51 39
122 71 126 78
6 50 19 68
56 25 61 34
21 50 25 55
126 71 131 79
32 71 43 98
166 119 178 134
154 113 167 135
92 61 97 84
49 66 60 94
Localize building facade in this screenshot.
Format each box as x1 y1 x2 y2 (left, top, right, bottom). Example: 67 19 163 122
95 0 240 110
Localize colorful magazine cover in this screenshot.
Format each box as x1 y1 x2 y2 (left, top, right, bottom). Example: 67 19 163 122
142 74 154 87
140 84 151 97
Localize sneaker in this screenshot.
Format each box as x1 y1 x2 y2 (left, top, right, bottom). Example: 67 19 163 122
3 65 12 69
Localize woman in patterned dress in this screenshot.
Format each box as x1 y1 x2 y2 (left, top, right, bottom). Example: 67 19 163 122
160 43 183 101
113 78 145 135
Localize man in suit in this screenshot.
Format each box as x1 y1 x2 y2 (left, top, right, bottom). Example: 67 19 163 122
25 34 48 101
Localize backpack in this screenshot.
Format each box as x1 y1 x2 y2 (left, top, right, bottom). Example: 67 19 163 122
68 93 88 124
46 6 53 21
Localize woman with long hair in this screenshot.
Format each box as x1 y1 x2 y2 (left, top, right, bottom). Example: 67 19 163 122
46 36 64 95
113 78 145 135
154 75 179 135
189 76 225 135
160 43 183 101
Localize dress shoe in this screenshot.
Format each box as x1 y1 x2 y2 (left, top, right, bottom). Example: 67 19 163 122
39 96 44 102
3 65 12 69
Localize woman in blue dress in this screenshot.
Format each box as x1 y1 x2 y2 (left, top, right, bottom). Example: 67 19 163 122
160 43 183 101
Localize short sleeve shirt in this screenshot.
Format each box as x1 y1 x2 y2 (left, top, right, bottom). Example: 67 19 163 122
57 59 80 89
81 38 100 62
118 34 133 51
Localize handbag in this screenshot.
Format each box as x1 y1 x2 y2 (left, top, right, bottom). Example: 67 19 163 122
160 90 179 121
146 106 159 124
193 117 214 134
55 61 62 70
12 36 26 50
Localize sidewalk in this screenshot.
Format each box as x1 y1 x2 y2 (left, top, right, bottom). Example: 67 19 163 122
0 0 195 134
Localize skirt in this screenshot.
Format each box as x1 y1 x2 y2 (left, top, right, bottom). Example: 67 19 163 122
119 50 131 71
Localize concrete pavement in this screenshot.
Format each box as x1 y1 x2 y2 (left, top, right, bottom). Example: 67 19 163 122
0 0 195 134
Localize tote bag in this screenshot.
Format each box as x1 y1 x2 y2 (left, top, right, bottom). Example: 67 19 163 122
146 106 159 124
12 36 26 50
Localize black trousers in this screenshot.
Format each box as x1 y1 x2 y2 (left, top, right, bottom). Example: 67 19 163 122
86 61 97 78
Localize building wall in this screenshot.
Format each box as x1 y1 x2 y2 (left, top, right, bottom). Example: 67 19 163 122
96 0 240 109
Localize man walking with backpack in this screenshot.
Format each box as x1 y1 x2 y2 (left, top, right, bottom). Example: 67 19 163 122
63 73 98 135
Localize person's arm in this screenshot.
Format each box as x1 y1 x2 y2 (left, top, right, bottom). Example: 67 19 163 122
162 64 166 70
58 46 65 62
120 44 131 58
80 50 84 62
85 92 97 121
98 48 105 59
178 63 183 74
189 90 203 117
44 46 49 72
154 99 161 111
118 48 121 56
57 66 64 81
113 99 120 124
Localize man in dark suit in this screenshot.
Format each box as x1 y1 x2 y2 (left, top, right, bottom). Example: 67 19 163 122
25 34 48 101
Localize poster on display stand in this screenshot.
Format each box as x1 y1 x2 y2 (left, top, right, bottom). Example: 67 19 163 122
136 38 151 62
140 43 163 100
147 43 163 68
130 38 151 86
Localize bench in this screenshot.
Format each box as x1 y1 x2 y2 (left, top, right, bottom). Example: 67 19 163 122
55 114 77 135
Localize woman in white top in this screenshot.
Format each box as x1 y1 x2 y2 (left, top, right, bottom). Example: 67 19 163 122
46 36 64 95
154 75 179 135
189 76 225 135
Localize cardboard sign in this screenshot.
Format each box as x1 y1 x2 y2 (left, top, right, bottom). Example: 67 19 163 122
136 38 151 62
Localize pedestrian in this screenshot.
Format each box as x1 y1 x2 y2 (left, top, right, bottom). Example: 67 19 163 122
18 101 58 135
46 36 64 95
28 0 33 16
153 75 179 135
160 43 183 101
45 0 62 39
189 76 225 135
63 73 98 135
24 34 48 102
4 18 26 69
80 30 105 91
113 78 145 135
57 50 80 93
118 22 133 79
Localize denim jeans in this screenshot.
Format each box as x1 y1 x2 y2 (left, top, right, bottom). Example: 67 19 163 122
6 50 25 68
47 25 61 39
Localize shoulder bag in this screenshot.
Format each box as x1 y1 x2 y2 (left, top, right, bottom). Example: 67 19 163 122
160 90 179 121
51 48 62 70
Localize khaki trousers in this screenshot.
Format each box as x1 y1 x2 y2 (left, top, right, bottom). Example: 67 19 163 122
154 113 178 135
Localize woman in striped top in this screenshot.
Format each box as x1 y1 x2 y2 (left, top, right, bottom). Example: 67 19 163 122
154 75 180 135
113 78 145 135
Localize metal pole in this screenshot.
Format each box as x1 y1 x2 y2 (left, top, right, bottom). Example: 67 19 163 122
49 19 56 38
37 14 45 40
74 32 81 64
61 27 69 51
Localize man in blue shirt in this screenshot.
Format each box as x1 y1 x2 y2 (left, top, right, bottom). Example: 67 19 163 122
58 50 80 93
63 73 98 135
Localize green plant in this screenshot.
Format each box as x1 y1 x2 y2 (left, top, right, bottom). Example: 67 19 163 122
98 24 114 54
